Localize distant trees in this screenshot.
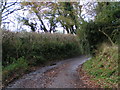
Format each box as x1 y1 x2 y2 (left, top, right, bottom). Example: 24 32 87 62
20 2 57 32
56 2 79 34
1 1 96 34
21 17 37 32
20 2 85 34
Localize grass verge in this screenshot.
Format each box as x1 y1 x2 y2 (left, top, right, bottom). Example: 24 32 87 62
82 44 119 88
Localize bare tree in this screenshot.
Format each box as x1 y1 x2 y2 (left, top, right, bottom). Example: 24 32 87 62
0 0 21 27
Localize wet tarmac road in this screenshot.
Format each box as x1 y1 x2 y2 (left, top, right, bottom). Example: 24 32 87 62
7 55 90 88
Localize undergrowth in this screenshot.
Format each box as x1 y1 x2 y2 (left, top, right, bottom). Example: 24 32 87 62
82 43 119 88
2 57 29 86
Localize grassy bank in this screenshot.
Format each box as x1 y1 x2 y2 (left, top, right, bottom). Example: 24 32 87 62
82 43 119 88
2 30 81 86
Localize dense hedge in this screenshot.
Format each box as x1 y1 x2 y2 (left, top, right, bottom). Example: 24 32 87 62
2 30 81 67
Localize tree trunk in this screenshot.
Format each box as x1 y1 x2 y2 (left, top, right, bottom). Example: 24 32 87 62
36 13 48 32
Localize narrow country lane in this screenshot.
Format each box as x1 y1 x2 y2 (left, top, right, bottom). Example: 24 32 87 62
7 56 91 88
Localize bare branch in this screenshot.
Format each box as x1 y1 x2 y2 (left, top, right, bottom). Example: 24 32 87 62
99 29 115 46
5 2 19 10
2 8 21 19
1 1 7 12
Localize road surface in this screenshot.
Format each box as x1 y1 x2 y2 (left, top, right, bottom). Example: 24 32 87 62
7 56 91 88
